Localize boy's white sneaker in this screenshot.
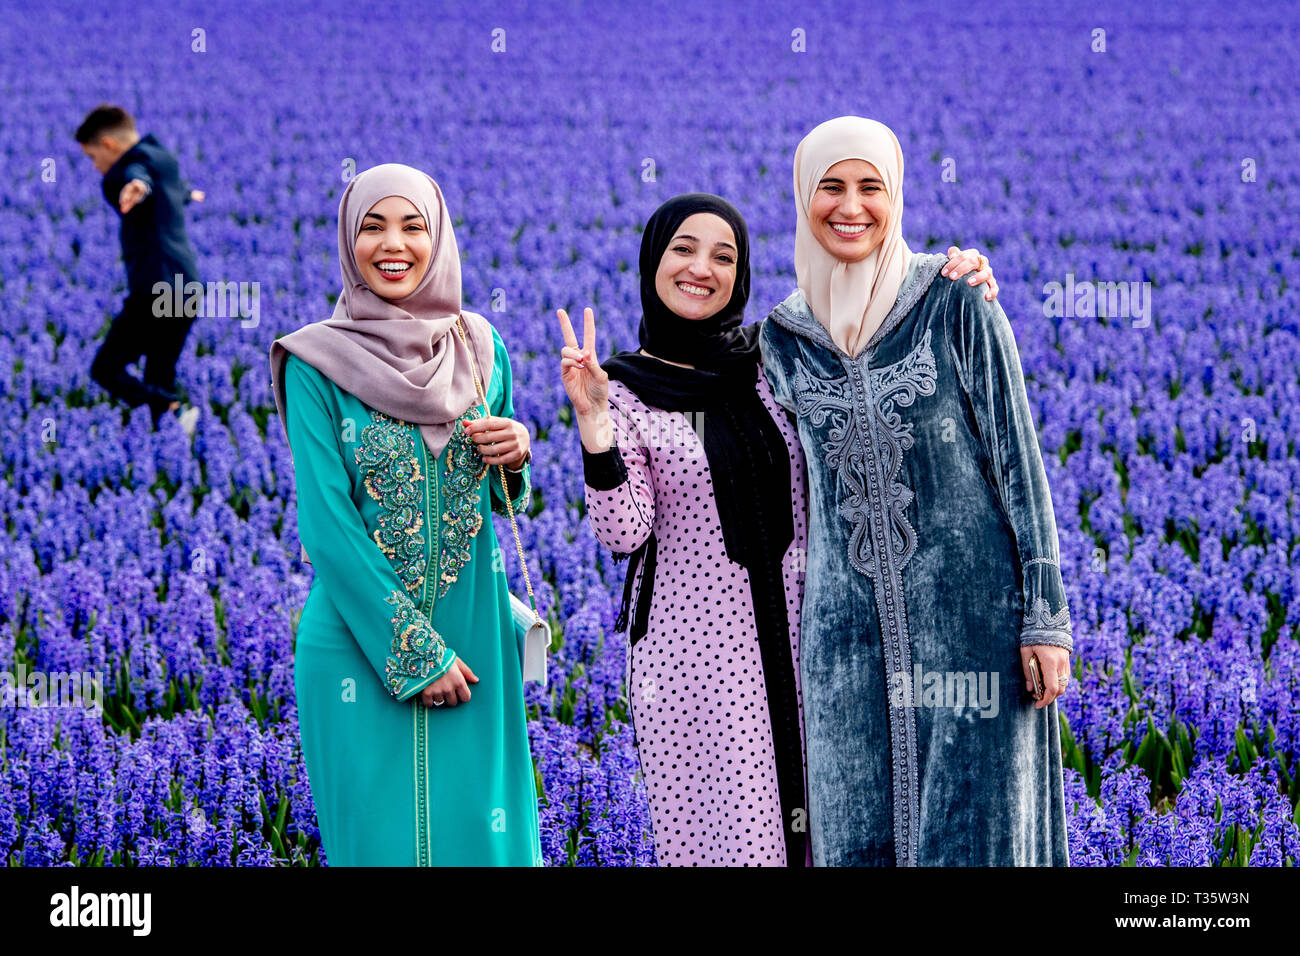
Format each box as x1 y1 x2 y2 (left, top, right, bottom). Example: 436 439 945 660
178 405 200 437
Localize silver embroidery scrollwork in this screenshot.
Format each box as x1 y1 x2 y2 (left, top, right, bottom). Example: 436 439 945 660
1023 556 1059 569
1021 595 1073 649
792 327 939 868
793 328 938 581
866 329 938 573
792 366 877 576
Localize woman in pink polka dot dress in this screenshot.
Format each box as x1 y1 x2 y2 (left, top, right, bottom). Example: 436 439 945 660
557 194 996 866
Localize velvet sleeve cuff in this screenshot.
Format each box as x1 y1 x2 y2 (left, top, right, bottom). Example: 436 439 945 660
582 444 628 491
1019 598 1073 652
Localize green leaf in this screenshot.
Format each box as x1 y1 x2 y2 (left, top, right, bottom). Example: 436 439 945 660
1234 725 1257 772
261 792 285 859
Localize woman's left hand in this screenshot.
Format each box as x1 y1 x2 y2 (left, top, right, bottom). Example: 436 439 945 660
941 245 999 301
1020 645 1071 710
464 415 530 468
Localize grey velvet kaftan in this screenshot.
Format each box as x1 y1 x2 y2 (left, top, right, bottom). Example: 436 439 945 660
759 252 1073 866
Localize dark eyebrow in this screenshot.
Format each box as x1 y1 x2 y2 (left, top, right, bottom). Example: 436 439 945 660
362 212 426 223
671 233 738 253
819 175 884 187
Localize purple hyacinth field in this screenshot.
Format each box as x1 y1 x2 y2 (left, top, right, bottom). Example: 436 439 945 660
3 0 1298 867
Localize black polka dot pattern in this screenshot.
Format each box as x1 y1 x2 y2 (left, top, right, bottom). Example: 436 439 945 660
585 375 811 865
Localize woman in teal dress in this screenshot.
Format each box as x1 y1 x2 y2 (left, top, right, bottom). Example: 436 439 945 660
268 163 542 866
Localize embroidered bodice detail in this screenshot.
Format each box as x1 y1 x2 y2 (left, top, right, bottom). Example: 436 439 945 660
355 410 427 597
354 405 491 604
438 405 489 598
793 328 938 581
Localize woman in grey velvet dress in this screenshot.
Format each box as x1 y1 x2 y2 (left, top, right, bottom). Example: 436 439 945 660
759 116 1073 866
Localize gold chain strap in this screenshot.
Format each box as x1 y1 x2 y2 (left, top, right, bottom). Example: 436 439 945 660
453 317 541 621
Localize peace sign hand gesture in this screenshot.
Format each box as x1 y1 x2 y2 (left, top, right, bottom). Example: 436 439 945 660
557 307 614 452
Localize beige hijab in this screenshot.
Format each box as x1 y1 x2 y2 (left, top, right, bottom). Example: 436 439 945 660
793 116 911 358
268 163 495 462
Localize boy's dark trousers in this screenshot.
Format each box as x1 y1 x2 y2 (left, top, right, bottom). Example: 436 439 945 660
90 290 196 427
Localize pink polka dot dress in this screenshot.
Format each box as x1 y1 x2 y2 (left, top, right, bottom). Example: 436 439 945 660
583 364 811 866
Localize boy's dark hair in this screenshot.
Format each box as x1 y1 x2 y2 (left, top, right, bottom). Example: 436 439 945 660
75 105 136 144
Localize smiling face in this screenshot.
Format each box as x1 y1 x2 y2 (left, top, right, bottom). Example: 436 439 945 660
809 158 892 263
652 212 738 320
353 195 434 301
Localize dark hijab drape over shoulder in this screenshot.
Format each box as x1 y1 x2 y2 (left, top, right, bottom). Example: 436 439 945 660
596 193 805 866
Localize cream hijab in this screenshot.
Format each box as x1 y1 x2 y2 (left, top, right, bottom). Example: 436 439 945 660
793 116 911 358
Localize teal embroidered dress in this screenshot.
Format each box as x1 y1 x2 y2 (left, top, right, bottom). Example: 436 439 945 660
284 326 541 866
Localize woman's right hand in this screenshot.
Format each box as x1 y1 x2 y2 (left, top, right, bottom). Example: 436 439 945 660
557 307 614 451
419 657 478 709
557 307 609 416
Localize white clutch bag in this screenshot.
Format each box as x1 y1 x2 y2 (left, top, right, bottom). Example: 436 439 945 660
510 591 551 687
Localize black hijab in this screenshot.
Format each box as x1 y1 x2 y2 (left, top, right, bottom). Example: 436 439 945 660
597 194 805 866
601 192 792 586
598 193 766 403
632 193 756 369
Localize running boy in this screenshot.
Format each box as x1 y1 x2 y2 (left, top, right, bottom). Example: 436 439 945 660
76 104 203 431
